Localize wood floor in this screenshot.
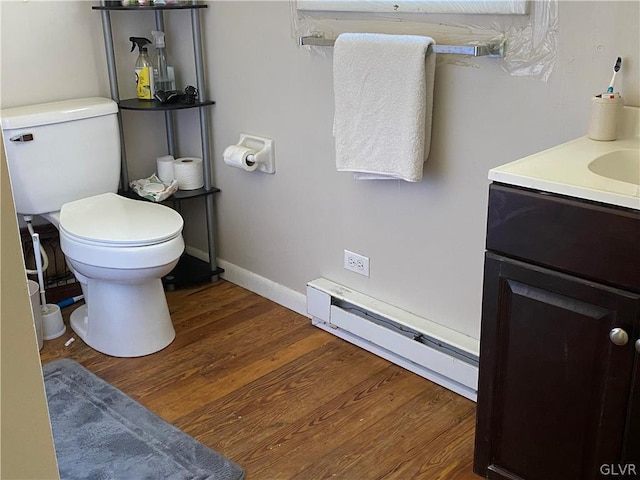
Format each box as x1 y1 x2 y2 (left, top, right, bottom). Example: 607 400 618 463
39 279 479 479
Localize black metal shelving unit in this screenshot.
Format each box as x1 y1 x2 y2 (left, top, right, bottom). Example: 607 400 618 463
118 98 215 111
94 1 223 287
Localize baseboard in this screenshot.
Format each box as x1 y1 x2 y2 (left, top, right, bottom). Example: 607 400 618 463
307 278 479 401
185 246 309 318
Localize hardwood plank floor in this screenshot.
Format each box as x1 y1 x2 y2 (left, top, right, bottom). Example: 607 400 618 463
39 280 479 479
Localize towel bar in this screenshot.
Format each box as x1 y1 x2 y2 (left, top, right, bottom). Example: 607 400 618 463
299 35 505 57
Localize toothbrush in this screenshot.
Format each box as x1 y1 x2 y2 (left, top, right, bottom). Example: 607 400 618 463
606 57 622 93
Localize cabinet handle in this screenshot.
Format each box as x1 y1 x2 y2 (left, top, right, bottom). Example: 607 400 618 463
609 328 629 346
636 339 640 354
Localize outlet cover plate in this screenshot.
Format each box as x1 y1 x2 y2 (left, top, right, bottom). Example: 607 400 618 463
344 249 370 277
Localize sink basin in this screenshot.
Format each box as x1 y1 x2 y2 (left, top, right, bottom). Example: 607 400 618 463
588 150 640 185
489 106 640 210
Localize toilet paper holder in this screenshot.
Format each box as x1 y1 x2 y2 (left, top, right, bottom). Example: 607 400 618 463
235 133 275 174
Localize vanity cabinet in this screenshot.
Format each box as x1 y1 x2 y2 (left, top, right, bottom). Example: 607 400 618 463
474 183 640 480
93 2 222 287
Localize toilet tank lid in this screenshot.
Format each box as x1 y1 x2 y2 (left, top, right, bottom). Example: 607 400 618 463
0 97 117 130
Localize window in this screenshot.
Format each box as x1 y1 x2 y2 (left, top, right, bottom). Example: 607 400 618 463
297 0 529 15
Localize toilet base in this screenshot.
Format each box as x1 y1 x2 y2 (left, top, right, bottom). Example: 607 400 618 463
70 278 175 357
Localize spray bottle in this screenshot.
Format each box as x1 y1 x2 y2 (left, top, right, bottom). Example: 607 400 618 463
151 30 175 94
130 37 153 100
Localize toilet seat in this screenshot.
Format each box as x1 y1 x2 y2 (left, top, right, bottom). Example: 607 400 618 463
60 192 183 247
59 193 185 270
61 232 185 270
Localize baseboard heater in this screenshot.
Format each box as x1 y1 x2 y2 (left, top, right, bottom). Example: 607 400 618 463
306 278 479 401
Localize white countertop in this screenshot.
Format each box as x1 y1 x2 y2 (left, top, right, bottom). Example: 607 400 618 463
489 106 640 211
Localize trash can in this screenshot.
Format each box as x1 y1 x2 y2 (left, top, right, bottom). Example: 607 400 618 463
28 279 44 350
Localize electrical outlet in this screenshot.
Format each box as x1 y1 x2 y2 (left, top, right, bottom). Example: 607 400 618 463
344 249 370 277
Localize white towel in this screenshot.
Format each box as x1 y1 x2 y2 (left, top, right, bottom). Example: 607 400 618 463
333 33 435 182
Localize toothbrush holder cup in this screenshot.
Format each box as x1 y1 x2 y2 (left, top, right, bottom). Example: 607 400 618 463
589 95 624 141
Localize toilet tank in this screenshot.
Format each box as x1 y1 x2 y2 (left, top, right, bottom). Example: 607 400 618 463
1 97 121 216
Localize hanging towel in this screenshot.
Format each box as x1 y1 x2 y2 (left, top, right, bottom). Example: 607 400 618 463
333 33 435 182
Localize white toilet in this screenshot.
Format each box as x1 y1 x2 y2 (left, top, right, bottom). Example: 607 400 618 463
1 97 185 357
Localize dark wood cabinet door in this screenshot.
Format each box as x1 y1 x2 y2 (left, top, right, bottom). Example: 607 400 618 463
474 253 640 480
624 352 640 465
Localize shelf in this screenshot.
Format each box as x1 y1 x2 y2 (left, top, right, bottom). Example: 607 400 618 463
119 186 220 202
171 186 220 200
93 3 207 11
119 98 215 111
163 253 224 289
97 2 220 288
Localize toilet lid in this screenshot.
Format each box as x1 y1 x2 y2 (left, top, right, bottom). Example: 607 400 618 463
59 193 183 246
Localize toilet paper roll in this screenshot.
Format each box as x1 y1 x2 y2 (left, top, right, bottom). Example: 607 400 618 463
173 157 204 190
156 155 175 182
223 145 258 172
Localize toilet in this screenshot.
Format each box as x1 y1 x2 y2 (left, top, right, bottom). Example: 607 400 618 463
1 97 184 357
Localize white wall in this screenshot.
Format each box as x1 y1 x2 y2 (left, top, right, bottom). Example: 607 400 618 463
0 1 109 107
2 1 639 341
201 0 640 340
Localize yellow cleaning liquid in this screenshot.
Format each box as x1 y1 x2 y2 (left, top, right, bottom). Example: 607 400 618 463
136 66 153 100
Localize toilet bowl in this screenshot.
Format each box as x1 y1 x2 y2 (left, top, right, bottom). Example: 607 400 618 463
56 193 184 357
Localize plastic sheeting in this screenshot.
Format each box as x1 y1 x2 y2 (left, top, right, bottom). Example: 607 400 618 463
298 0 530 15
291 0 558 81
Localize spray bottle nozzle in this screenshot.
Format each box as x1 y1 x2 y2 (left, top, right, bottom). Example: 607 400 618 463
151 30 166 48
129 37 152 53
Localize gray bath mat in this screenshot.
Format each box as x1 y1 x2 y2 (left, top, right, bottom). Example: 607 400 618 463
43 359 244 480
